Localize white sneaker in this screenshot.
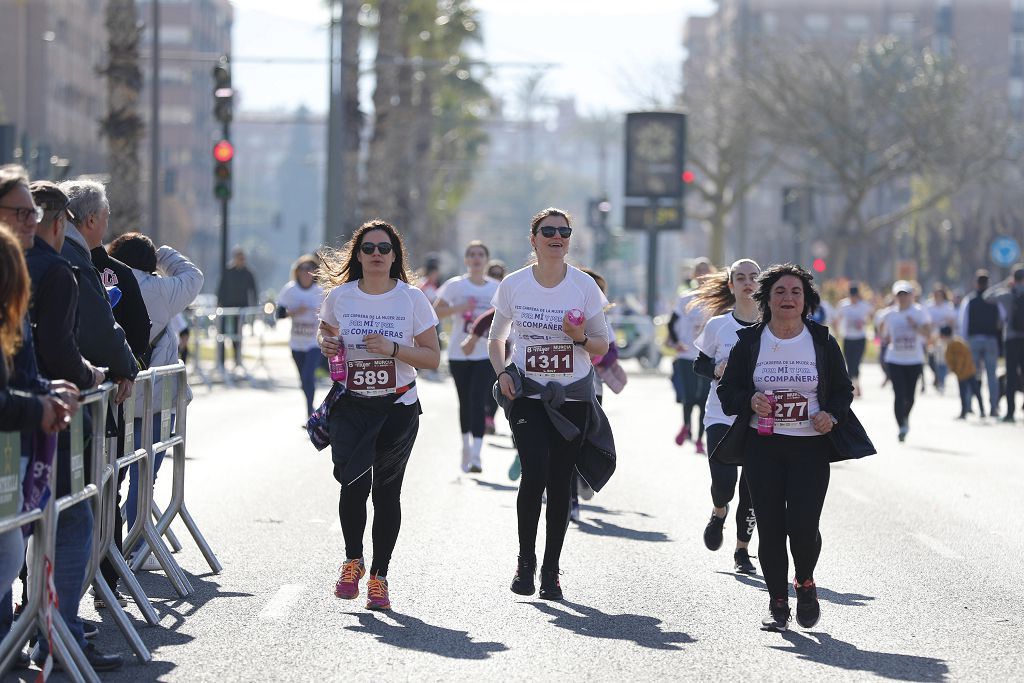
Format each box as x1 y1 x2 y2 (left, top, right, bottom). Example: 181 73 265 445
461 446 471 473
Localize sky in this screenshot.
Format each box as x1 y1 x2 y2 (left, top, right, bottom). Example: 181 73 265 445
231 0 716 116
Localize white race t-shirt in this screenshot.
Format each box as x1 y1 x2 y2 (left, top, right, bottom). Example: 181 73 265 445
277 280 324 351
436 275 500 361
672 292 709 361
694 312 754 427
319 280 439 405
491 265 609 387
836 298 873 340
882 305 931 365
748 326 821 437
927 300 956 332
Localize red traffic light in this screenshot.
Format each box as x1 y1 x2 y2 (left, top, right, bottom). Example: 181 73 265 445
213 140 234 163
682 170 695 184
812 258 827 273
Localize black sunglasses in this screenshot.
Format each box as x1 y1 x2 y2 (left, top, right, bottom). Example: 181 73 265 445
360 241 393 255
536 225 572 239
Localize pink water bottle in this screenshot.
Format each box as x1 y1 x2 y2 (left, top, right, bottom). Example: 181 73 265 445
463 297 477 323
757 390 776 435
567 308 584 326
329 339 347 384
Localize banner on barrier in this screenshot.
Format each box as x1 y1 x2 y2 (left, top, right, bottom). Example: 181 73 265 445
70 411 85 494
0 432 19 517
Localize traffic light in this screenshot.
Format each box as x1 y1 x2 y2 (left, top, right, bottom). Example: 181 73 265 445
812 258 827 273
213 139 233 200
212 56 233 124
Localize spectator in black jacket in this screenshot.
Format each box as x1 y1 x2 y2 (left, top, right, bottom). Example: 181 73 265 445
58 179 138 401
217 247 258 369
23 178 125 671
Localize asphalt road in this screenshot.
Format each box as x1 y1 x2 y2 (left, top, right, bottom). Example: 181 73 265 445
6 351 1022 682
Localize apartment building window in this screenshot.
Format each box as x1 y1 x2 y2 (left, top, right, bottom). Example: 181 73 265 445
1009 78 1024 118
889 13 915 36
805 14 830 33
844 14 870 34
161 26 191 45
161 106 193 125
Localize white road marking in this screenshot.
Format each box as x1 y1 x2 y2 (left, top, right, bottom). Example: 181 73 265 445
258 584 305 621
912 533 963 560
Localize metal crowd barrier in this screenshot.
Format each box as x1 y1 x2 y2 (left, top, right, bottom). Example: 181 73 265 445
184 304 277 388
0 362 221 680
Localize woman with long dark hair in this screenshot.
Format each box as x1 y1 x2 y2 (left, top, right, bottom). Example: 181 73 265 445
316 219 440 611
715 264 875 631
488 207 614 601
691 259 760 574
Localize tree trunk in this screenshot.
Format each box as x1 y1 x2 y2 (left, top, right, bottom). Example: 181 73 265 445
101 0 143 237
341 0 363 235
364 0 401 223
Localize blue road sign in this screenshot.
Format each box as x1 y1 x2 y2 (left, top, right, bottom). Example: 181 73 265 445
990 236 1021 268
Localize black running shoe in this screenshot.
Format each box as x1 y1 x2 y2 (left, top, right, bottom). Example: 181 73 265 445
733 548 757 574
795 579 820 629
539 567 563 601
510 555 536 596
703 505 728 551
761 597 791 631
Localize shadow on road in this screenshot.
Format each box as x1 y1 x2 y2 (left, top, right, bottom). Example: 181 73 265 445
345 612 508 660
579 504 653 519
471 479 519 492
772 631 949 681
574 518 670 543
530 600 694 650
716 571 875 607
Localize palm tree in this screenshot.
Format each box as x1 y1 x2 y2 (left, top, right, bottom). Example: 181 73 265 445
101 0 144 236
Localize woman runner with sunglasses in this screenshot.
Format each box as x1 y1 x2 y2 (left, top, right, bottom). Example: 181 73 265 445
317 220 440 611
489 207 612 600
434 241 500 473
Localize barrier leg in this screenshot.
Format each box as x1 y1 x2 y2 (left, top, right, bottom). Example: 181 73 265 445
93 578 151 662
107 542 160 626
152 500 183 552
178 504 223 574
137 524 193 597
49 610 99 683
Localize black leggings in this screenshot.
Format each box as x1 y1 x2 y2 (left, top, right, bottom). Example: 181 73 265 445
705 423 755 543
337 402 419 576
674 359 709 440
509 398 588 570
449 359 495 437
743 430 831 600
887 363 922 427
843 338 866 379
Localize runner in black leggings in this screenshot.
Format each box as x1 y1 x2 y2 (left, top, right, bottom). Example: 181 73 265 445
317 220 440 611
489 207 611 601
715 264 875 632
880 281 931 442
435 241 499 472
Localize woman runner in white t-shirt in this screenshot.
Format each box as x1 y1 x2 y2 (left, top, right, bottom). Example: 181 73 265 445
488 207 610 601
717 264 875 631
691 259 760 575
434 241 500 473
316 220 440 612
880 280 932 442
277 254 325 416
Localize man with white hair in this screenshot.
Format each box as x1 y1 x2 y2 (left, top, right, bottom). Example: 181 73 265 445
58 179 138 398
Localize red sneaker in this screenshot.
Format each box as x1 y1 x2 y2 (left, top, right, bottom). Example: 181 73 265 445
366 574 391 611
694 439 706 455
334 558 366 599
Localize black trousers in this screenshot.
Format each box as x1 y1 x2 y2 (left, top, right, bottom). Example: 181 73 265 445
705 423 755 543
509 398 588 570
887 363 923 427
743 430 831 600
1006 338 1024 418
335 401 419 577
843 338 866 379
449 359 495 437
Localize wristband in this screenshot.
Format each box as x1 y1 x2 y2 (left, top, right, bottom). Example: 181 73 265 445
573 336 588 347
391 341 400 358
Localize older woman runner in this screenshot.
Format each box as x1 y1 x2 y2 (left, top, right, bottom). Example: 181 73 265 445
715 264 875 631
489 207 614 601
317 220 440 611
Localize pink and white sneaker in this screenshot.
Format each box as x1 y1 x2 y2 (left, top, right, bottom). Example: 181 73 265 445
334 557 366 599
365 574 391 611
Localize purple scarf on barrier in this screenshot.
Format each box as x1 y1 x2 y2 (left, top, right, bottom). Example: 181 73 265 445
22 432 56 538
